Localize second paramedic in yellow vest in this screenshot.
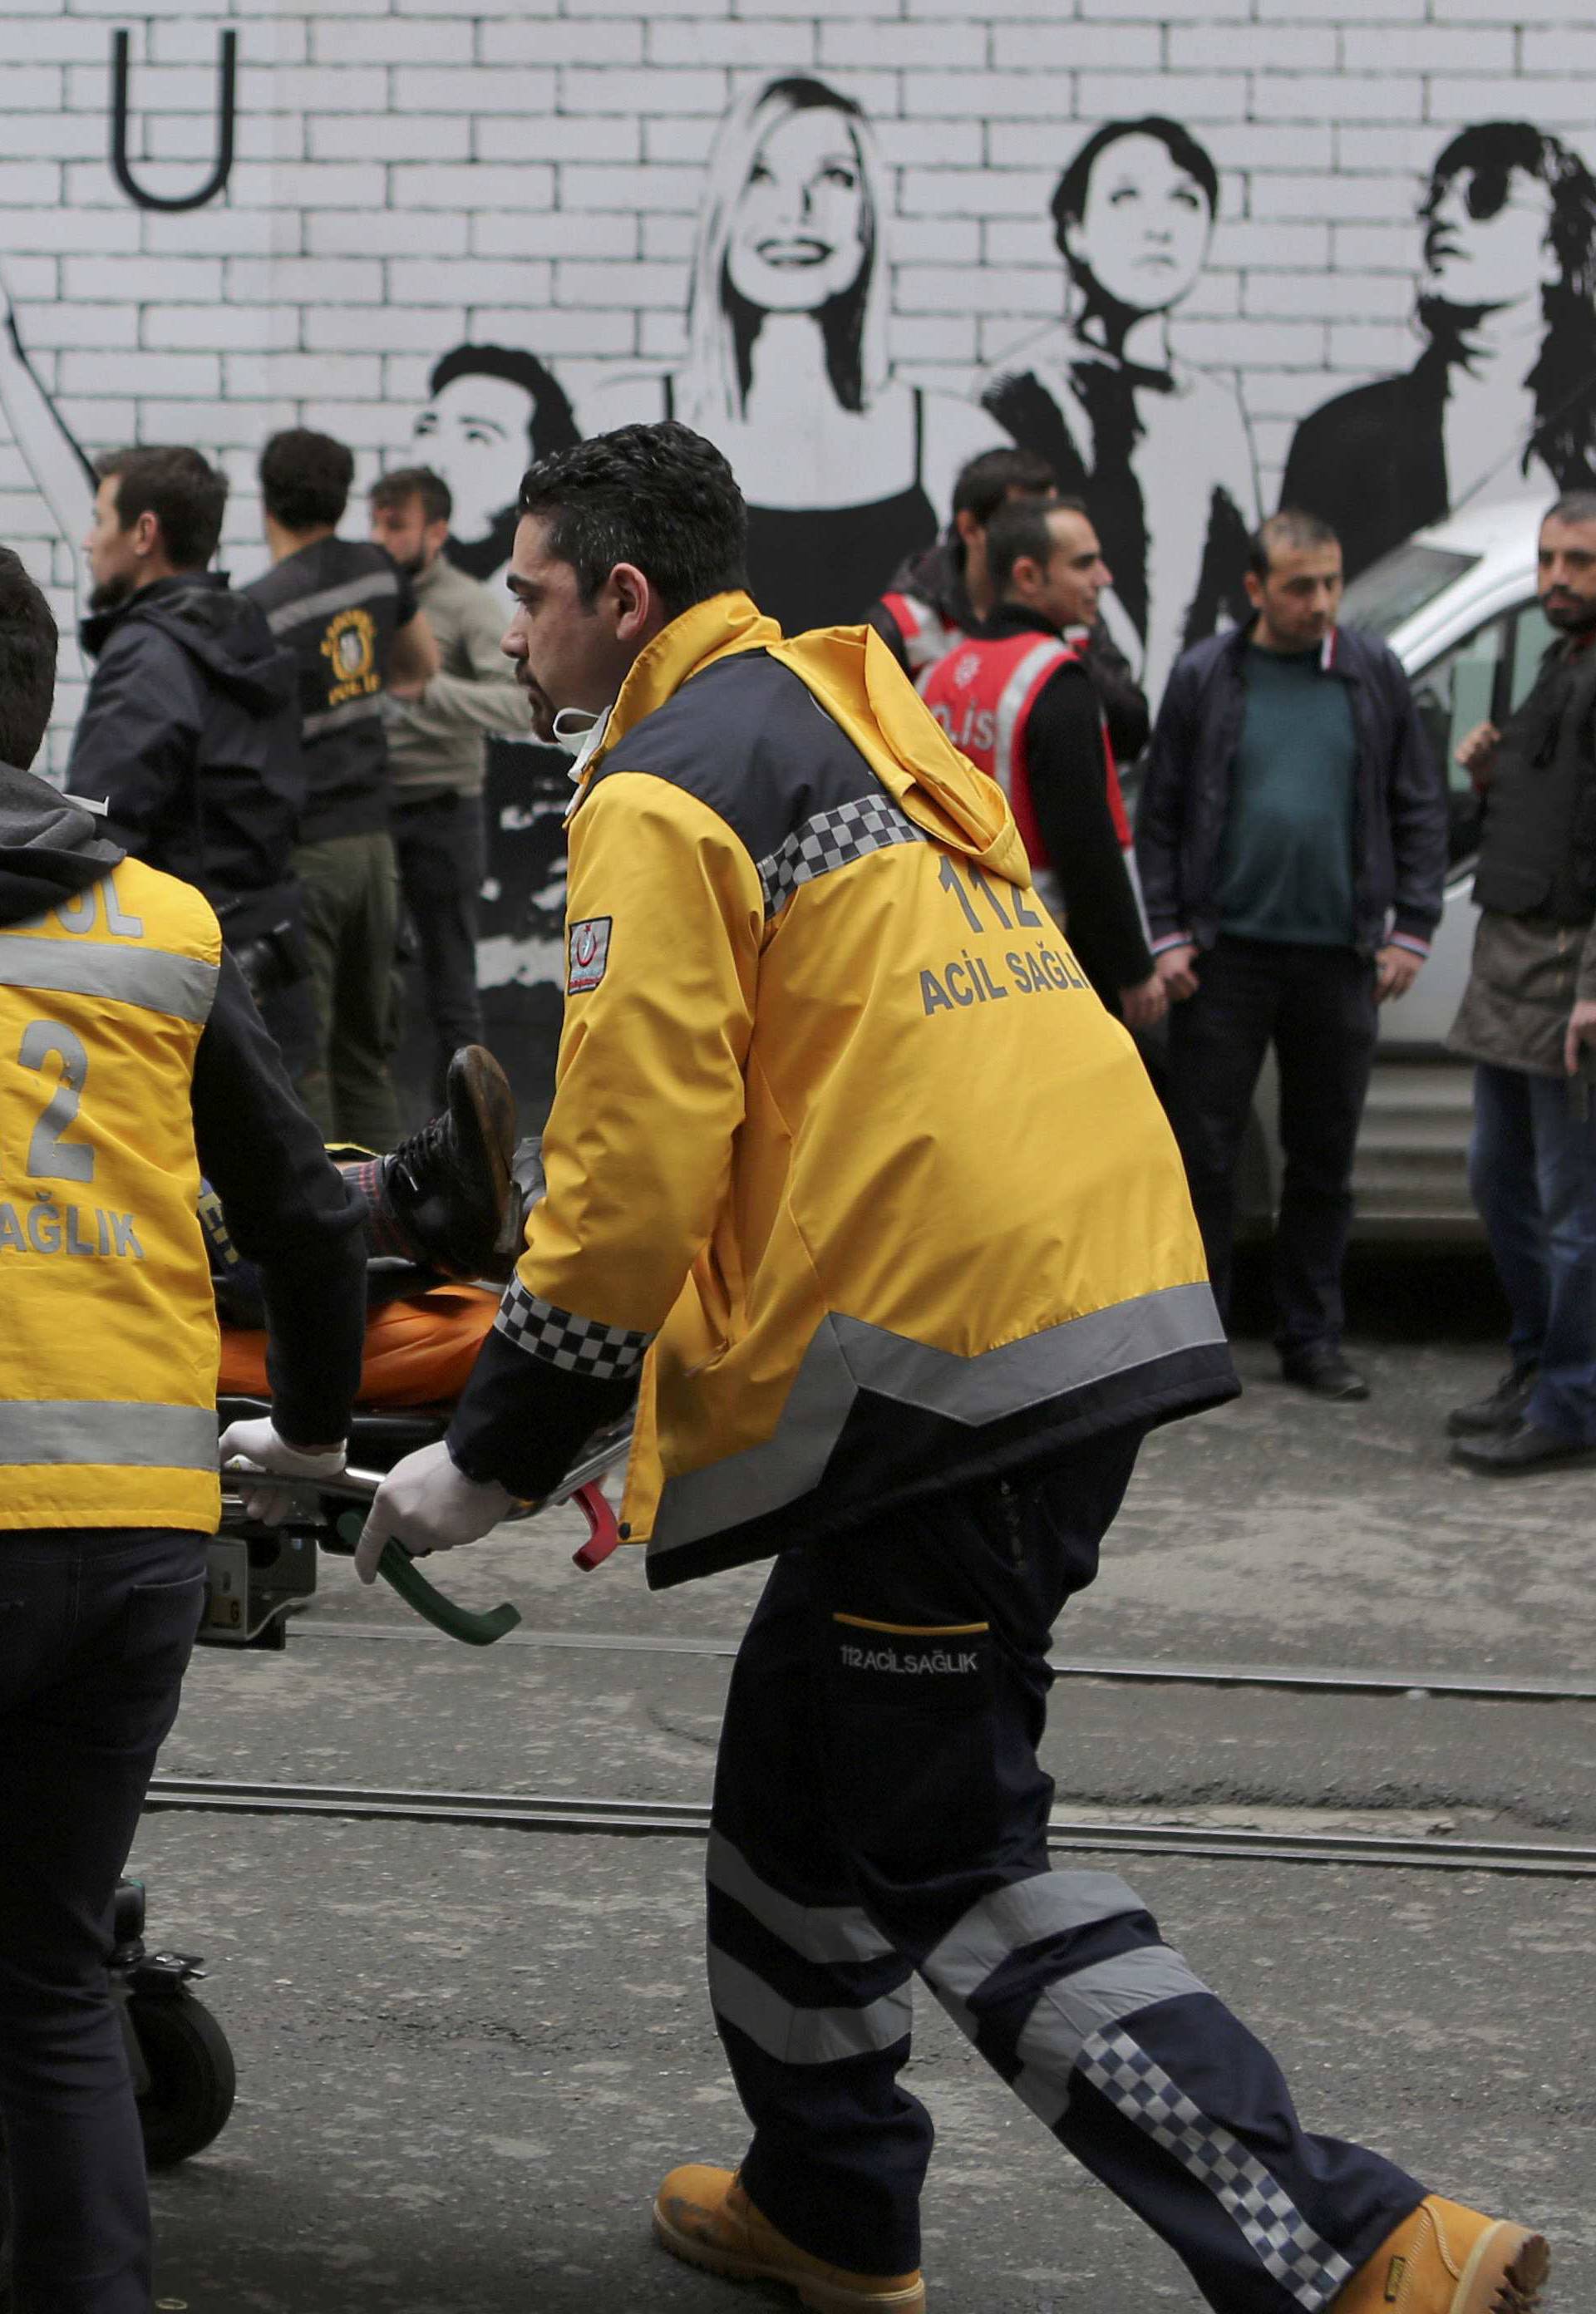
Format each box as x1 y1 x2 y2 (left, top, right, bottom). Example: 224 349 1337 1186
0 547 368 2314
307 426 1530 2314
927 495 1163 1027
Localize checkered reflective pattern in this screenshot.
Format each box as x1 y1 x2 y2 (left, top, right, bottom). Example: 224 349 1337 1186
494 1278 652 1380
758 795 927 917
1079 2029 1354 2312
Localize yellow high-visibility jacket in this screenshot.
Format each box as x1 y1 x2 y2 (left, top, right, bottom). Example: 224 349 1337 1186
448 593 1236 1588
0 856 223 1531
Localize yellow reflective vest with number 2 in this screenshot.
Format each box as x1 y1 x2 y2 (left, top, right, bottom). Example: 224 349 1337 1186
0 858 222 1530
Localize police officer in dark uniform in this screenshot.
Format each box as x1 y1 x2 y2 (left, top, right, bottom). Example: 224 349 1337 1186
244 429 439 1150
0 547 367 2314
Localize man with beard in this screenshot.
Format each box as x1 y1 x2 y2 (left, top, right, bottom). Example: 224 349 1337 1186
1446 494 1596 1471
369 465 531 1106
237 422 1545 2314
1283 122 1596 582
66 445 316 1071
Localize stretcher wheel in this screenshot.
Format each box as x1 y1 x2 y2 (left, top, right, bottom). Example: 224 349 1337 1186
131 1987 237 2169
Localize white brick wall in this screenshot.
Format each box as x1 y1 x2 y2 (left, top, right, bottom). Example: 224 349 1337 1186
0 0 1590 765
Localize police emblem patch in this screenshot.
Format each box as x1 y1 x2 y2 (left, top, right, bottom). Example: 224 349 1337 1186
567 916 612 994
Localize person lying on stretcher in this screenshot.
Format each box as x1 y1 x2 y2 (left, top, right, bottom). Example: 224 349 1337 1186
215 1046 524 1477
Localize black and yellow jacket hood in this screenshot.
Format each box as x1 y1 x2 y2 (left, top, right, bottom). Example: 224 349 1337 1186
450 592 1237 1586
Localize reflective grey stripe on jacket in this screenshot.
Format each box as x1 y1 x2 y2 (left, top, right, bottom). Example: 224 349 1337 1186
0 1401 217 1470
302 695 387 741
260 567 400 638
0 934 219 1025
646 1278 1225 1563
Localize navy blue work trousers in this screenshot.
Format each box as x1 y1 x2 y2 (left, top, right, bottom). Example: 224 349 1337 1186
1469 1060 1596 1443
1165 936 1379 1355
708 1441 1423 2314
0 1529 207 2314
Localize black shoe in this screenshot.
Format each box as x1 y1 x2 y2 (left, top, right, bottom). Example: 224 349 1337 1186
1445 1364 1539 1438
1279 1346 1370 1401
382 1046 517 1280
1451 1420 1596 1475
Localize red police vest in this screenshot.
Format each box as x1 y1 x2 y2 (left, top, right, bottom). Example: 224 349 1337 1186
878 590 964 678
920 632 1130 867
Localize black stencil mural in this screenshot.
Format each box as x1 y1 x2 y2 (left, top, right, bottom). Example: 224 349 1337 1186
111 29 237 214
1283 123 1596 581
0 275 96 617
407 346 583 1103
980 116 1258 711
7 31 1596 1112
582 74 1005 634
413 343 579 593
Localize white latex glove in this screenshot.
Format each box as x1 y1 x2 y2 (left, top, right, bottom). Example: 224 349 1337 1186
218 1416 347 1526
355 1439 515 1585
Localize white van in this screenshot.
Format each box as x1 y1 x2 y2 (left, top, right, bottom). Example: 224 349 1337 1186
1234 494 1552 1240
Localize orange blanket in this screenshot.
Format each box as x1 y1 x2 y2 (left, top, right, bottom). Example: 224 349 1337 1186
218 1283 497 1408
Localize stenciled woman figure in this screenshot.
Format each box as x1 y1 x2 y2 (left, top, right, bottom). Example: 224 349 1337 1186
982 116 1258 709
412 343 579 594
584 74 1007 634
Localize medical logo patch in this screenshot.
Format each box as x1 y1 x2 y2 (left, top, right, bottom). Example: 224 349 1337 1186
567 916 612 994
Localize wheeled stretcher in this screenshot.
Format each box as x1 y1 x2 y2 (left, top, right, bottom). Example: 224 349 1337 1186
115 1282 632 2176
204 1281 630 1651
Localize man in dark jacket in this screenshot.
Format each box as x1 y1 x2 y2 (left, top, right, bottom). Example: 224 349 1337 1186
1136 510 1446 1397
66 445 314 1068
244 428 439 1150
1446 493 1596 1471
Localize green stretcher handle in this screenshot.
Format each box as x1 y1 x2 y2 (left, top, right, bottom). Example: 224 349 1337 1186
333 1512 522 1647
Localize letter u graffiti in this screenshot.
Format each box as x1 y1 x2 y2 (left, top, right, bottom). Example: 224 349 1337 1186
111 28 238 214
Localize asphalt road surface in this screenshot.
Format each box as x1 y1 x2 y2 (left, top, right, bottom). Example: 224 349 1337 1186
135 1257 1594 2312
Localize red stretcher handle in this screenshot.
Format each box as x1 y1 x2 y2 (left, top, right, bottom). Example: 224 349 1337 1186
571 1479 623 1571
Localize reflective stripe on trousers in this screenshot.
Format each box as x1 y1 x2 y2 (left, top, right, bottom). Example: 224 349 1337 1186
705 1445 1423 2309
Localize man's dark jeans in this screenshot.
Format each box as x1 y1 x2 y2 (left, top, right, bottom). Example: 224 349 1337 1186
1470 1061 1596 1443
393 792 486 1109
0 1528 207 2314
1165 936 1378 1355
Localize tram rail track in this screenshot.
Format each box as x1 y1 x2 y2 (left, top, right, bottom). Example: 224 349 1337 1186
286 1619 1596 1706
143 1774 1596 1876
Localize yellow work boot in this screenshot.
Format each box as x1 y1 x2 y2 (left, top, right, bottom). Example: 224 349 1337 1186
1334 2197 1549 2314
652 2164 926 2314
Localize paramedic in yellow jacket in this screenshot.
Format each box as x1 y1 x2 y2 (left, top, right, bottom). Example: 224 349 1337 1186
0 548 367 2314
342 426 1546 2314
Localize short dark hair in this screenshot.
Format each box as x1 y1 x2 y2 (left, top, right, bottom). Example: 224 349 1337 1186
94 445 228 571
1545 490 1596 529
371 465 452 528
951 447 1057 529
0 546 57 770
259 428 354 533
427 342 581 465
986 495 1089 598
1249 509 1340 580
1053 116 1220 266
516 421 747 618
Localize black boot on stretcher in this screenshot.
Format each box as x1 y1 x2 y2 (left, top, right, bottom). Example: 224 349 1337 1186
357 1046 519 1282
